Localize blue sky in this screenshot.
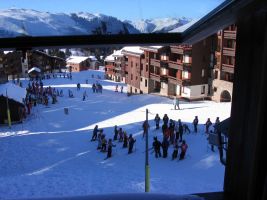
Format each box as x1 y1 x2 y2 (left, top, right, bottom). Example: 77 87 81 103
0 0 225 20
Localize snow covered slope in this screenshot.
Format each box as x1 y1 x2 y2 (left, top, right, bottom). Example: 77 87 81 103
0 8 191 37
0 70 230 199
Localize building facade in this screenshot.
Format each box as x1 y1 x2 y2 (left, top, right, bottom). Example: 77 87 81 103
66 56 92 72
122 47 144 94
212 24 237 102
104 54 115 81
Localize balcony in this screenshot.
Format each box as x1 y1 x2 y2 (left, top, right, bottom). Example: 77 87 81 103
224 30 237 40
168 61 183 70
150 58 160 67
223 47 236 57
150 73 160 82
222 63 235 73
168 76 178 84
160 75 168 83
160 60 169 68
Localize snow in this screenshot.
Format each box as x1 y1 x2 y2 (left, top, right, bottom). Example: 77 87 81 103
66 56 89 64
0 70 231 199
122 46 144 55
104 54 115 62
28 67 41 73
0 82 26 104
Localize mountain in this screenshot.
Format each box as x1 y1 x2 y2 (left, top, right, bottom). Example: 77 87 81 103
0 8 191 37
126 17 190 33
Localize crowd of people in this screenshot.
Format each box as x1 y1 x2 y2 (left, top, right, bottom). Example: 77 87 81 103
91 125 136 159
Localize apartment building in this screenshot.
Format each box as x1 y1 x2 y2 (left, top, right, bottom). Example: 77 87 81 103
121 47 144 94
212 24 237 102
104 53 115 81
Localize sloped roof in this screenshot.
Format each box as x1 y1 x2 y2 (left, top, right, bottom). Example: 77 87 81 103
66 56 89 63
104 54 115 62
0 83 26 104
121 46 144 56
28 67 41 73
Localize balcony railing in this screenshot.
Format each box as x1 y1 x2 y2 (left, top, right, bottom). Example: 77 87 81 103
170 46 184 54
160 60 169 68
223 47 236 57
168 76 178 84
222 63 235 73
168 61 183 70
150 58 160 67
224 30 237 40
150 73 160 82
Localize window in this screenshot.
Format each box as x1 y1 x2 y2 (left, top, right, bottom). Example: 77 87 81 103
201 85 205 94
183 55 190 63
141 77 143 81
214 87 217 92
202 69 205 77
145 79 147 87
131 74 133 80
183 71 189 79
136 76 138 80
146 65 148 72
131 61 133 68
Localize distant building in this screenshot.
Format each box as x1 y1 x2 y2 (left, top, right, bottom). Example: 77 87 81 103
212 24 237 102
104 53 115 81
88 56 100 70
122 47 144 94
0 53 8 84
66 56 91 72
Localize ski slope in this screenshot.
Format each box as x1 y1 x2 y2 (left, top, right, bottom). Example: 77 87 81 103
0 70 231 199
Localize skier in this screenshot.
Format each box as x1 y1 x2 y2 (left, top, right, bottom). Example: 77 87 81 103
82 90 88 101
101 136 107 152
118 128 123 142
193 116 199 133
128 134 136 154
173 96 180 110
106 139 116 159
179 140 188 160
172 143 179 160
77 83 81 91
91 125 99 141
183 124 191 134
113 125 118 141
163 114 169 126
214 117 220 133
120 85 123 93
162 136 169 158
92 83 96 93
152 137 162 158
178 119 184 142
154 114 160 130
115 85 118 92
205 118 212 133
142 120 150 138
169 119 175 144
123 131 128 148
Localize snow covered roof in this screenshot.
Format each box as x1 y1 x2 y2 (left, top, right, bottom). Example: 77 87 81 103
112 49 124 57
121 46 144 56
66 56 89 64
89 55 98 61
0 83 26 104
104 54 115 62
28 67 41 73
140 46 163 52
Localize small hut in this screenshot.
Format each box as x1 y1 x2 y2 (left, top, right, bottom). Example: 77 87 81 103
0 83 26 124
28 67 41 79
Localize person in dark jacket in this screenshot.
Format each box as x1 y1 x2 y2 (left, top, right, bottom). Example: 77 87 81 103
113 125 118 141
162 136 169 158
123 132 128 148
193 116 199 133
205 118 212 133
106 139 116 159
154 114 160 129
142 120 150 138
128 134 136 154
163 114 169 126
172 143 179 160
91 125 99 141
179 140 188 160
178 119 184 142
152 137 162 158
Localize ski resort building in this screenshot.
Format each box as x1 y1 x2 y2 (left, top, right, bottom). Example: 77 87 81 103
104 53 115 81
66 56 91 72
212 24 237 102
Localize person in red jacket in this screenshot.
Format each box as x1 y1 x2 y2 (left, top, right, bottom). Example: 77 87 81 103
179 140 188 160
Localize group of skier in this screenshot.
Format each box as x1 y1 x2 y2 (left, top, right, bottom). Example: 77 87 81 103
91 125 136 159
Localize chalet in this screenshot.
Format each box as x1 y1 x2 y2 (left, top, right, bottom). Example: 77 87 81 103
0 83 26 124
66 56 91 72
